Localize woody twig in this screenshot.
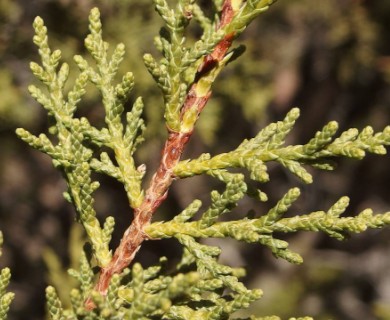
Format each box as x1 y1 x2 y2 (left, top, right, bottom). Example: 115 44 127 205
85 0 242 308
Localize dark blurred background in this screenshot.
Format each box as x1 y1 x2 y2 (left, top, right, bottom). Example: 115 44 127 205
0 0 389 319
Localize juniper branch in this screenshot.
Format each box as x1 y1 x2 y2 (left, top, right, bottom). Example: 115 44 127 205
92 0 276 301
174 108 390 184
16 1 390 318
145 194 390 264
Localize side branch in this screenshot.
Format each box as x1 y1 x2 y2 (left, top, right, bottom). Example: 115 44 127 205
87 130 192 308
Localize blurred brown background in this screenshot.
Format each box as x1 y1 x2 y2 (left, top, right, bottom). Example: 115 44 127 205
0 0 389 319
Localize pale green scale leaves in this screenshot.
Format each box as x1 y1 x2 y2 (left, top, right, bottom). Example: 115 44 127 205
302 121 339 155
0 291 13 320
0 233 13 320
115 261 231 320
174 107 390 185
173 234 263 319
80 8 145 208
261 187 301 225
115 72 135 103
146 183 390 265
124 97 147 156
154 0 176 31
46 286 69 320
147 0 240 132
102 216 116 244
16 8 151 267
68 251 94 298
17 16 113 267
277 159 313 184
199 172 247 228
173 199 202 223
32 17 52 74
326 125 390 159
225 0 277 35
67 72 89 117
267 107 300 149
183 30 225 67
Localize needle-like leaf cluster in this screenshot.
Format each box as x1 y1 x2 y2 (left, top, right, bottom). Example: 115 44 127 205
0 233 13 320
16 8 146 268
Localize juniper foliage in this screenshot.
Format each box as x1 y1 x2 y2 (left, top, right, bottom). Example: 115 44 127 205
12 0 390 319
0 233 13 320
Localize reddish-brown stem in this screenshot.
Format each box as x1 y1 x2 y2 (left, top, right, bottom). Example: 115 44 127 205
85 130 194 309
85 0 237 309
